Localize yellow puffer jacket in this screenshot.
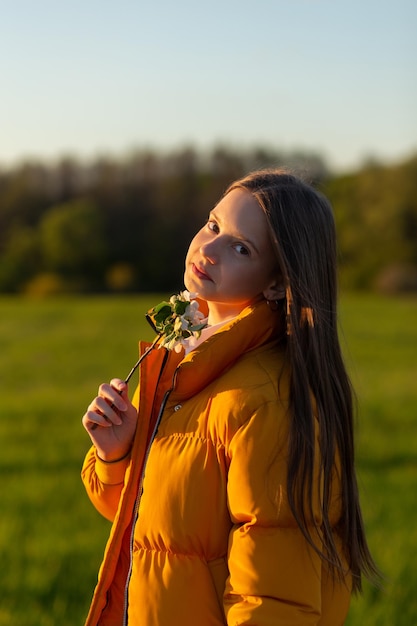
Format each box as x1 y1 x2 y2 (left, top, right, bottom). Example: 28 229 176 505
81 301 351 626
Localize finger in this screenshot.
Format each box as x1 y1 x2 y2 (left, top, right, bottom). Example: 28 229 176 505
82 409 112 431
98 384 127 413
96 396 124 425
84 396 122 429
110 378 128 400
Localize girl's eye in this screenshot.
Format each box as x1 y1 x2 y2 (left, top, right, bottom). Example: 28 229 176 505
206 219 249 256
207 219 219 233
233 243 250 256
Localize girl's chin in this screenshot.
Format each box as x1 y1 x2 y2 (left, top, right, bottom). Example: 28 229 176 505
184 272 210 295
183 276 198 294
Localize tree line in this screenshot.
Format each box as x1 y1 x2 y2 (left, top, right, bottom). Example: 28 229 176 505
0 145 416 295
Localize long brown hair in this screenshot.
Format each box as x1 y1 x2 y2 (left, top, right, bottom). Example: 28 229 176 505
227 168 379 593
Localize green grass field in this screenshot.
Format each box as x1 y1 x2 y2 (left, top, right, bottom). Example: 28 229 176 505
1 293 416 625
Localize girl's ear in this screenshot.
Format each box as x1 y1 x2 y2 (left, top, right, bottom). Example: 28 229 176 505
263 281 285 302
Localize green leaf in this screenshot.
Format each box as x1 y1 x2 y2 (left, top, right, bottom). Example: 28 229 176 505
189 323 206 332
174 300 188 315
153 304 172 325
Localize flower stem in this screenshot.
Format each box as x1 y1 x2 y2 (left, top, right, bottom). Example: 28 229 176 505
90 335 161 431
124 334 161 384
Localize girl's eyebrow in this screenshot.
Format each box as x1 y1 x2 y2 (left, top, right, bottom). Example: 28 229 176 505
210 209 260 254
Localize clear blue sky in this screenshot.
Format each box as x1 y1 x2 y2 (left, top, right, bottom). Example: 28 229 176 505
1 0 416 172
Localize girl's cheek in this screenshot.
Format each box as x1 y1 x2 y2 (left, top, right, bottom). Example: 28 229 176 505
187 232 202 254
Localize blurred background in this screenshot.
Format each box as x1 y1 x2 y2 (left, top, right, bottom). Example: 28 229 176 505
1 0 416 296
1 1 416 625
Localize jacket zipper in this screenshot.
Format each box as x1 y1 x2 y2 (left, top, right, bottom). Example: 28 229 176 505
122 366 179 625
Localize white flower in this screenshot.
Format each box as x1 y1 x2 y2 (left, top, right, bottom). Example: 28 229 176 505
146 290 207 353
174 317 183 332
123 291 207 385
179 316 189 331
181 290 198 301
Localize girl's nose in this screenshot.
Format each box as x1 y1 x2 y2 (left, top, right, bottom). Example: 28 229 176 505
199 240 218 264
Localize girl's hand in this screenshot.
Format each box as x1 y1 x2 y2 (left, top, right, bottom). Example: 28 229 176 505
82 378 138 462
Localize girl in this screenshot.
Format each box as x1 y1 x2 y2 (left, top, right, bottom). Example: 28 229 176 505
81 169 379 625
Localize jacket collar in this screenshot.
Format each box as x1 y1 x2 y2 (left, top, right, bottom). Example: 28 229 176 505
169 299 285 402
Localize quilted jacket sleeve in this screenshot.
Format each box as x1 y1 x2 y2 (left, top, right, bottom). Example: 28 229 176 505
80 384 140 522
224 400 324 625
81 446 131 522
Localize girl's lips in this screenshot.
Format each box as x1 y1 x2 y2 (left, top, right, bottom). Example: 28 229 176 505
192 263 213 281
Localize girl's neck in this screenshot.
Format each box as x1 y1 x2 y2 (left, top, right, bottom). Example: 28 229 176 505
206 296 264 326
207 310 237 326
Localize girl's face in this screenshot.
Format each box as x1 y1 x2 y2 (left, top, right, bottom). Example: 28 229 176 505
184 188 281 325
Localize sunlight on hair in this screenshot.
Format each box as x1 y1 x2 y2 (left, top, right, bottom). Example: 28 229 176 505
300 307 315 328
